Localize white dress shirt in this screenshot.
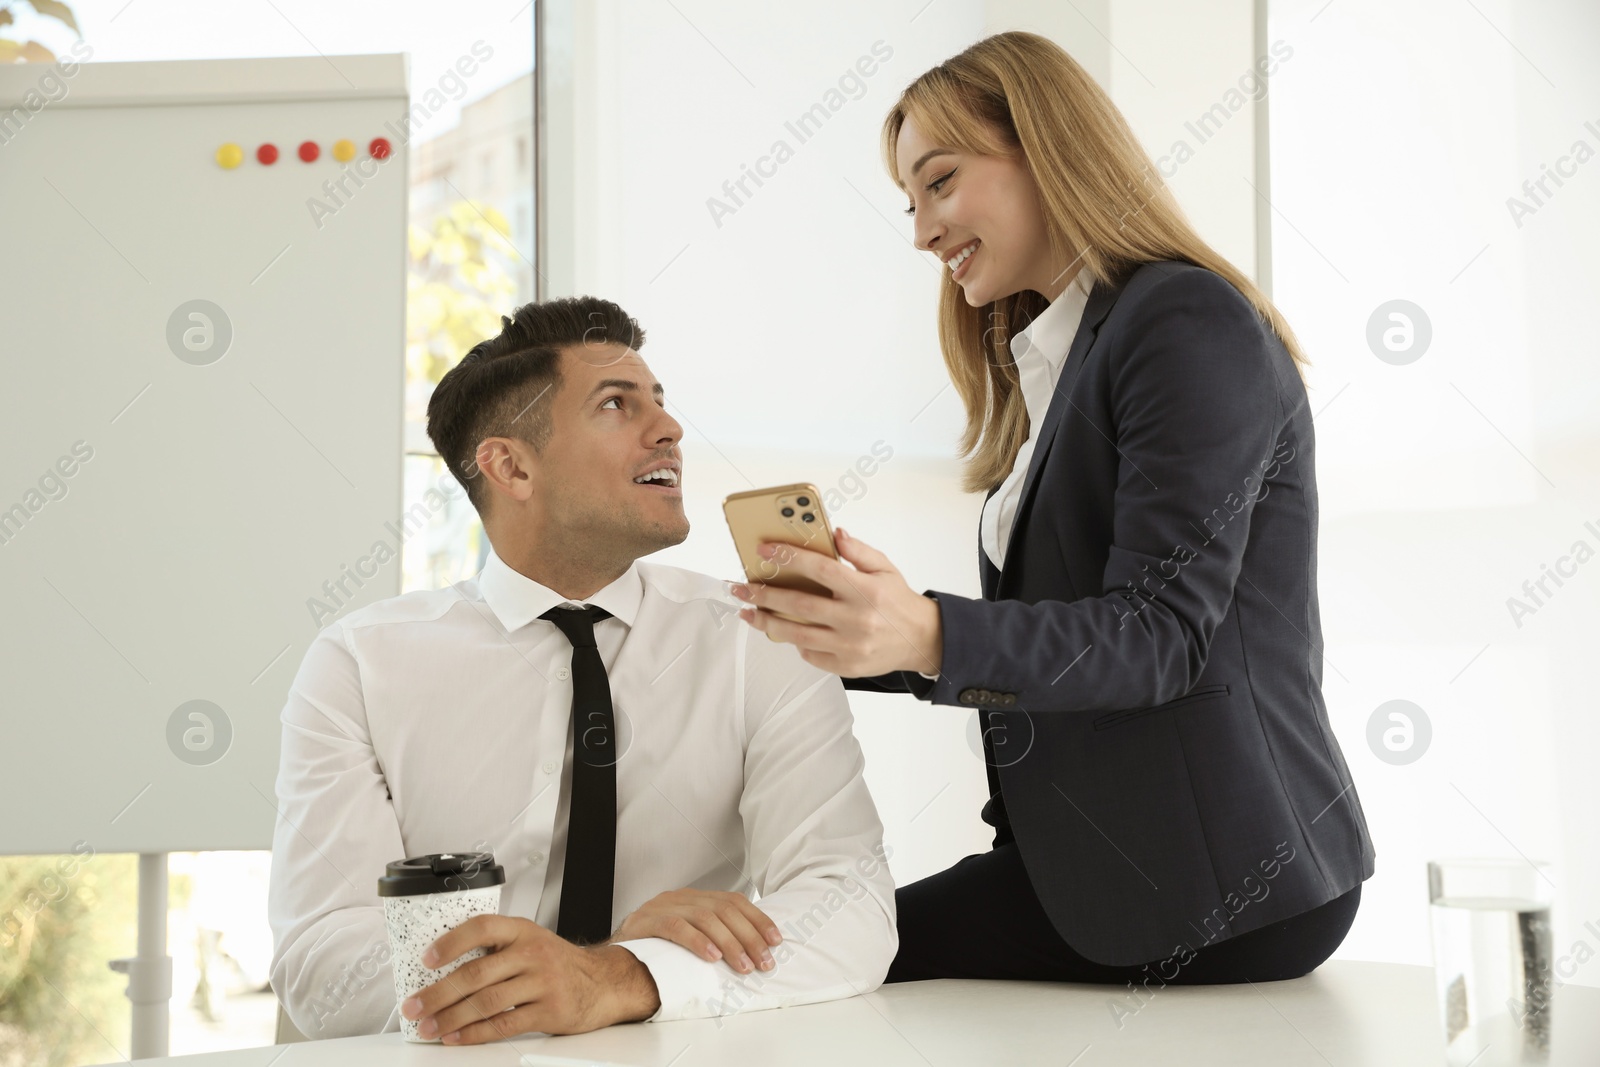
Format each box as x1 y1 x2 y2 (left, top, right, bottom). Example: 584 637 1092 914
915 274 1092 682
268 548 896 1038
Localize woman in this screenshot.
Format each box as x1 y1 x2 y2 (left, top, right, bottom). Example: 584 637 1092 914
728 30 1374 985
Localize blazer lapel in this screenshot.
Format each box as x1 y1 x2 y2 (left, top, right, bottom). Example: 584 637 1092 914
980 486 1001 599
996 277 1121 595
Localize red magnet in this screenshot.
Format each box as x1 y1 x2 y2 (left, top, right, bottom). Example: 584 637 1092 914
369 137 392 160
298 140 320 162
257 143 279 165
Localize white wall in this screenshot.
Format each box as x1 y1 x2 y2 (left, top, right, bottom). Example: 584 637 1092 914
545 0 1600 988
1267 0 1600 984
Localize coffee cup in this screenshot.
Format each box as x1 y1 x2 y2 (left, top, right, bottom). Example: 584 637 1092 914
378 851 506 1043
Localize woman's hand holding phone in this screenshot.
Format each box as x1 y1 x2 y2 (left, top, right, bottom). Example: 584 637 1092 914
730 526 943 679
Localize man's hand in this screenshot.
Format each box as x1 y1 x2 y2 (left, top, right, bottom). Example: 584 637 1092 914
400 915 660 1045
609 889 782 975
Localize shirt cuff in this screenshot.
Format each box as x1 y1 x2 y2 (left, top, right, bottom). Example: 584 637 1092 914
612 937 733 1022
916 591 944 682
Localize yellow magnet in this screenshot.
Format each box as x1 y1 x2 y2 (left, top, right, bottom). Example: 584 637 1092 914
215 142 244 169
332 138 357 162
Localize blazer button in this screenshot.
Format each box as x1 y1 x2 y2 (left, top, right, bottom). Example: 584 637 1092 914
1001 694 1016 707
959 688 978 704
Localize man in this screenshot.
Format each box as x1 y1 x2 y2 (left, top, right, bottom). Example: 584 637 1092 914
267 297 896 1043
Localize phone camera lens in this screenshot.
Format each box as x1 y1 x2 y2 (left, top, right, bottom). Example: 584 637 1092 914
781 506 794 517
796 496 810 507
801 512 815 523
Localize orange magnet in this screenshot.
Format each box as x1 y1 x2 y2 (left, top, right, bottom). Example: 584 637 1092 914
298 140 320 162
332 138 356 162
369 137 392 160
257 143 279 165
215 143 244 169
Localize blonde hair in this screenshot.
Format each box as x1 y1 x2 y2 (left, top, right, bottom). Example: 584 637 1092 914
882 31 1309 494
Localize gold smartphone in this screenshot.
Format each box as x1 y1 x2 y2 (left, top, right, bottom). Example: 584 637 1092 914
723 483 839 625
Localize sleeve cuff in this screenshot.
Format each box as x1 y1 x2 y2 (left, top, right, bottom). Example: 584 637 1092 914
612 937 735 1023
915 591 947 688
915 589 973 706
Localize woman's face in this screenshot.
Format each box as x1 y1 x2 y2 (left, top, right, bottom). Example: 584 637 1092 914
895 114 1067 306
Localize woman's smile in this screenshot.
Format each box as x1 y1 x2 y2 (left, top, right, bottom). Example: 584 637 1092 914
949 239 981 281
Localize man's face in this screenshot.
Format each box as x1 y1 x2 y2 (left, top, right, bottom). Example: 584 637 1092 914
523 343 688 558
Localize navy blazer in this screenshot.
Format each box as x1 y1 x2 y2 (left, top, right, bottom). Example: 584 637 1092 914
846 260 1375 967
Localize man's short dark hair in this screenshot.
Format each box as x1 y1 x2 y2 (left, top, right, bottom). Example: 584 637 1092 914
426 296 646 516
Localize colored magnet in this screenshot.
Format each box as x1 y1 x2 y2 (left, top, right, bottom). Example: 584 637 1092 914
215 143 244 169
298 140 320 162
257 143 279 165
369 137 392 160
332 138 357 162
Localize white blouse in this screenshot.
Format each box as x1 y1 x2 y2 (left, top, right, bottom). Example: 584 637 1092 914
980 272 1093 572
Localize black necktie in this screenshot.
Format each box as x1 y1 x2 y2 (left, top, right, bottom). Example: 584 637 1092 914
539 604 617 944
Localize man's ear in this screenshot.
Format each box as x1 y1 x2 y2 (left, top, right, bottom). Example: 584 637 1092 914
473 437 537 507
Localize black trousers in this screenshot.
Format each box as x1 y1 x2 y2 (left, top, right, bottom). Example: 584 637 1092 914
887 842 1361 984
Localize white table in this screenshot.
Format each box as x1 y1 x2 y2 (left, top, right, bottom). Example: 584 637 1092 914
91 961 1599 1066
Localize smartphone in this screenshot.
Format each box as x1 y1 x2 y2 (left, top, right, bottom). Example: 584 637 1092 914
723 483 839 625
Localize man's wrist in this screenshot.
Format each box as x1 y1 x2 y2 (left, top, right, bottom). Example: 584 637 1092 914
590 944 661 1024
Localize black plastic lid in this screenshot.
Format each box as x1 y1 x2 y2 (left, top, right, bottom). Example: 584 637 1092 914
377 852 505 897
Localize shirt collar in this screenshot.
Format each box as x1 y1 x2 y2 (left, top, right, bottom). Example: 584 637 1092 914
1009 272 1092 368
477 547 644 633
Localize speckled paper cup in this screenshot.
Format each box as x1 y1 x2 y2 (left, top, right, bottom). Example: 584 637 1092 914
378 851 506 1043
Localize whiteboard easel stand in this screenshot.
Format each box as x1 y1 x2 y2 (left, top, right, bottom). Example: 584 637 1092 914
107 853 171 1059
0 49 411 1061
